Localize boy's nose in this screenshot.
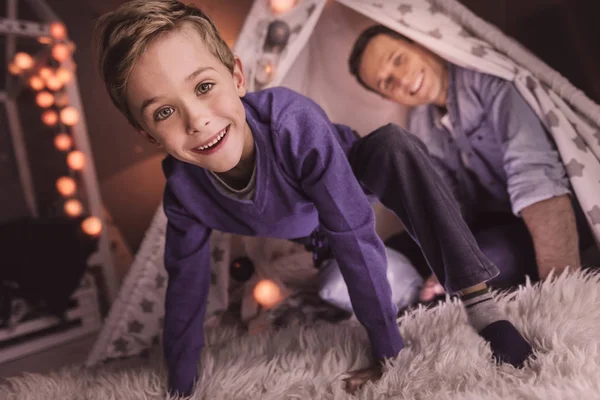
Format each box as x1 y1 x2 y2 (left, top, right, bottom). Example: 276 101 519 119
185 110 211 135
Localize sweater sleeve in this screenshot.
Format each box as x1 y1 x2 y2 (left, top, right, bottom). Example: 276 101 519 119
162 184 212 396
275 102 403 361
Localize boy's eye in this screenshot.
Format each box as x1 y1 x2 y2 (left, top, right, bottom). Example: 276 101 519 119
196 82 214 95
154 107 174 121
393 54 402 67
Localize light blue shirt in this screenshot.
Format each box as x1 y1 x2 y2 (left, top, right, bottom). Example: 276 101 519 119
408 63 570 220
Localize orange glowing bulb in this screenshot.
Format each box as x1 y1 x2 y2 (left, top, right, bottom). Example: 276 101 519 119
60 106 79 126
49 22 67 40
14 52 34 70
82 216 102 237
64 199 83 217
38 36 52 44
41 110 58 126
52 43 70 62
54 133 72 151
56 176 76 196
29 75 45 90
56 67 72 84
253 279 283 308
45 75 63 91
8 63 21 75
270 0 297 14
67 150 85 170
36 91 54 108
39 67 53 80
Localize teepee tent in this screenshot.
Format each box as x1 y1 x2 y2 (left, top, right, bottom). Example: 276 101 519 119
86 0 600 365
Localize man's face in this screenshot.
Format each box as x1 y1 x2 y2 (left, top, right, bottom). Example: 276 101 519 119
358 34 448 107
126 22 252 173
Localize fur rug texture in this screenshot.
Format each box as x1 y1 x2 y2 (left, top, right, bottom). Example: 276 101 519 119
2 270 600 400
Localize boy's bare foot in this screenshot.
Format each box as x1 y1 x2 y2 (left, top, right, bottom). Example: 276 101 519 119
343 365 383 394
419 274 445 302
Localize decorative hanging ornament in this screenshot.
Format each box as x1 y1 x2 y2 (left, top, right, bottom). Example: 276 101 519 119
229 256 255 282
264 20 291 53
255 56 276 86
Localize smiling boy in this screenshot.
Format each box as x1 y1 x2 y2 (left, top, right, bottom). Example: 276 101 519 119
95 2 532 397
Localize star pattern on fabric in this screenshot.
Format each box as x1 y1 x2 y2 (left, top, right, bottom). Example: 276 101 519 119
429 4 441 14
428 29 443 39
306 4 317 16
210 270 217 285
587 206 600 225
526 76 537 91
291 24 302 35
113 338 128 354
546 111 559 128
127 320 144 334
212 247 224 263
140 299 154 313
155 274 166 289
572 136 588 152
398 4 413 15
397 19 410 27
564 158 585 178
458 28 472 38
594 131 600 146
471 45 487 57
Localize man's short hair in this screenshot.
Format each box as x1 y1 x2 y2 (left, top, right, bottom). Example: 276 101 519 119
348 25 413 92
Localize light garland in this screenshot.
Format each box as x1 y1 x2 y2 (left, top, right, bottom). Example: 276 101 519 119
8 20 101 238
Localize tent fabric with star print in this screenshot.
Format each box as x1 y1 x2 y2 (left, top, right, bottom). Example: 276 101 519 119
85 0 600 366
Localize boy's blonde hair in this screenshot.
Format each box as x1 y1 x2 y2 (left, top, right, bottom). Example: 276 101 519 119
94 0 235 129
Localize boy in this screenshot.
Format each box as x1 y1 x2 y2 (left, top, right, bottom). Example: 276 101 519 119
95 1 532 396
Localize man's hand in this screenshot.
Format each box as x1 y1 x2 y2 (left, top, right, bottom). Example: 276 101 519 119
343 365 384 394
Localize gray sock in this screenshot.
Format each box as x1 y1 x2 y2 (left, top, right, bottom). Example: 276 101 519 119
461 287 504 332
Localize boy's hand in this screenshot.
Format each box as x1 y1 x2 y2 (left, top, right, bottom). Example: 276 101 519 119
343 365 384 394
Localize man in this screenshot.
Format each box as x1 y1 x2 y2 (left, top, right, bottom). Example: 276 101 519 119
349 25 596 301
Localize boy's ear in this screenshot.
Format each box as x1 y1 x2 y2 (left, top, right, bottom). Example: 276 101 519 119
136 129 162 147
232 56 247 97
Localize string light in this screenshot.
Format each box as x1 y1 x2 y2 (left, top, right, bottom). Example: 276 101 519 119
269 0 298 14
38 36 52 44
60 106 79 126
64 199 83 217
49 22 67 40
253 279 283 308
56 67 73 85
39 67 53 80
29 75 45 90
54 133 72 151
46 75 63 91
41 110 58 126
51 43 70 62
14 52 34 70
36 91 54 108
56 176 76 197
8 63 20 75
67 150 85 170
81 216 102 237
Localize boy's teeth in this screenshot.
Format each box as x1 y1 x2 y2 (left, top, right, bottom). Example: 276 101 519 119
197 127 227 150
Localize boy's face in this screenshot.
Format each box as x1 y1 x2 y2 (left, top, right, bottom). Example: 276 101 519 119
126 22 252 173
358 34 448 107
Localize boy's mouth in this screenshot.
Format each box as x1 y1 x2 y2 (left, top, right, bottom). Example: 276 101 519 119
192 125 230 155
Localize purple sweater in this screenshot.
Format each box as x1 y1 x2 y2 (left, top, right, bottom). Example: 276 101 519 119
162 87 402 395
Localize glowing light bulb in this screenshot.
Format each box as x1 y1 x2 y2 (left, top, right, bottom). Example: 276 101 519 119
45 75 63 91
67 150 85 170
36 91 54 108
82 216 102 237
253 279 283 308
56 176 76 196
64 199 83 217
14 52 34 70
52 43 70 62
38 36 52 44
54 133 72 151
41 110 58 126
60 106 79 126
8 63 21 75
39 67 53 80
49 22 67 40
29 76 45 90
270 0 297 14
56 67 72 85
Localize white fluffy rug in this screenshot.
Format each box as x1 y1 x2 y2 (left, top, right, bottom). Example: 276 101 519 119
3 270 600 400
